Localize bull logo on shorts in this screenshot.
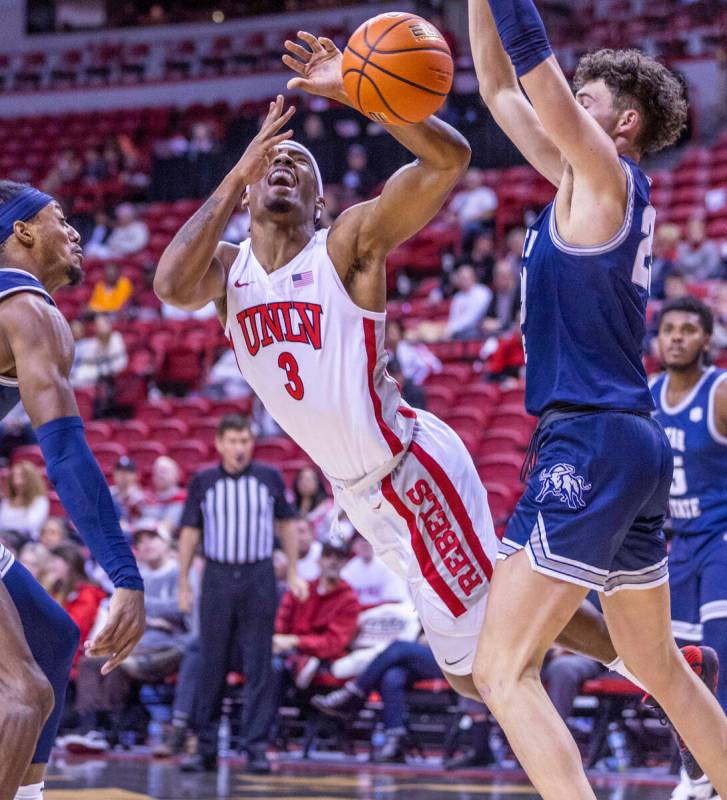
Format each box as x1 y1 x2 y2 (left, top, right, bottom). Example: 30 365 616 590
536 463 592 510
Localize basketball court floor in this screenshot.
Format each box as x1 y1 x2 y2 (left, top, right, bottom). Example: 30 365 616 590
44 754 679 799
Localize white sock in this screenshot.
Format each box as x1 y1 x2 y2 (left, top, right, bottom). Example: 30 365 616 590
14 782 44 800
605 657 646 691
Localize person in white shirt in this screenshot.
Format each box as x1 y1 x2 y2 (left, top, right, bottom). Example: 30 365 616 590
0 461 50 541
446 264 492 340
70 314 127 389
85 203 149 259
341 533 408 608
449 168 498 251
385 320 442 387
205 349 252 399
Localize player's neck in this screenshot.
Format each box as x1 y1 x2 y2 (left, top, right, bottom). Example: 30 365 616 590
250 219 315 274
0 253 53 290
667 362 707 396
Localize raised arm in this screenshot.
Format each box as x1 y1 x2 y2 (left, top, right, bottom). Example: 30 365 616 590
284 33 470 312
481 0 624 194
468 0 562 187
154 97 296 311
0 293 144 674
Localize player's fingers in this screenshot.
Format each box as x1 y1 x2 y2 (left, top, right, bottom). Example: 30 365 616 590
284 41 312 62
267 105 296 134
85 619 120 654
298 31 323 51
282 54 307 76
100 636 137 676
319 37 337 52
287 77 315 93
269 130 294 147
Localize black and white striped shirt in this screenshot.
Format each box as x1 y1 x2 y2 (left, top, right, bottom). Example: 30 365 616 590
180 462 294 564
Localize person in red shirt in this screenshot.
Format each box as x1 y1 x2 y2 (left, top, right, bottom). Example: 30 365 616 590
273 539 360 693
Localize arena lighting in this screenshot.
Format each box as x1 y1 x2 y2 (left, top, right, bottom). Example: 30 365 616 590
212 9 225 23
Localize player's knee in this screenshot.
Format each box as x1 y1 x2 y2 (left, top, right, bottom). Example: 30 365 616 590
14 667 54 729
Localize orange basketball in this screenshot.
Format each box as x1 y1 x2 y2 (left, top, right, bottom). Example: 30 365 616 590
341 12 453 126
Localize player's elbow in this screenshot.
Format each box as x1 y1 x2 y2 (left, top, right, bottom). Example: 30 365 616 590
447 135 472 173
153 268 195 310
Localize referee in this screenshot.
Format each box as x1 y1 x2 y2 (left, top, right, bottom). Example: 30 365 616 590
177 414 306 773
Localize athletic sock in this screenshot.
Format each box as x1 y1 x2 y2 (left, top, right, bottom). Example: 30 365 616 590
605 657 646 691
14 782 44 800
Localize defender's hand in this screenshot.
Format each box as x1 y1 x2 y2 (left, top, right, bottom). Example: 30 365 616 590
283 32 349 105
234 95 295 186
85 588 146 676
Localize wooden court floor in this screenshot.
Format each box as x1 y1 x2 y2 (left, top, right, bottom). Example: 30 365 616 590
44 754 679 799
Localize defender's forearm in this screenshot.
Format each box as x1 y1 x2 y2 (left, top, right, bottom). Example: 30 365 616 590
154 171 245 305
468 0 520 99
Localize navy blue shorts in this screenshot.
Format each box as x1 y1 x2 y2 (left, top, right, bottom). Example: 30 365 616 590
670 531 727 642
500 411 672 594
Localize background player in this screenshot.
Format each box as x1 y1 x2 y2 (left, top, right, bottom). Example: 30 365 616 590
0 182 145 800
652 296 727 800
153 38 643 717
468 1 727 798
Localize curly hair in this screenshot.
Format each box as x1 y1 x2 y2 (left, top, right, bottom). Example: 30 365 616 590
573 49 688 155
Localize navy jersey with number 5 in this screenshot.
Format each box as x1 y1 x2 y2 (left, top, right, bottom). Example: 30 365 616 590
651 367 727 538
520 156 656 416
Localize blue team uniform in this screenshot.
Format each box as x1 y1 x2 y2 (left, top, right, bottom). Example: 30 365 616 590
501 157 673 593
651 367 727 640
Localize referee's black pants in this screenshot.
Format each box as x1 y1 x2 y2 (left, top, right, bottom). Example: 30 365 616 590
195 559 277 757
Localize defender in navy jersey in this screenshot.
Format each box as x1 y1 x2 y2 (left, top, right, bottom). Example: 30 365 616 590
469 1 727 798
0 181 144 800
652 297 727 799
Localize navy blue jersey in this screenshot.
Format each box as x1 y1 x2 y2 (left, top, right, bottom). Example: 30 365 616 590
521 157 656 416
0 268 55 419
651 367 727 538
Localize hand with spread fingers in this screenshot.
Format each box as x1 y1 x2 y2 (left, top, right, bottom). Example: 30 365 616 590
234 94 296 186
84 587 145 676
283 31 350 105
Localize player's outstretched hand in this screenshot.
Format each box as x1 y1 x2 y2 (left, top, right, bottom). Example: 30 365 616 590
85 587 146 676
283 32 349 105
234 94 295 186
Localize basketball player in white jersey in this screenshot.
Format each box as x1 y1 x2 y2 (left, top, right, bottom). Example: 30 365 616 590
155 32 635 699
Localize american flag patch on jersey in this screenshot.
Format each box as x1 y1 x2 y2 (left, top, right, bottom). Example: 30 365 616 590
292 270 314 289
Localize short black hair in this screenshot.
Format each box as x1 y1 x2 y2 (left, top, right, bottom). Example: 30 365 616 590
216 413 252 438
0 181 33 251
658 296 714 335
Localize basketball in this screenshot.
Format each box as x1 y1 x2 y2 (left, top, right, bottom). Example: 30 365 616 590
341 12 453 126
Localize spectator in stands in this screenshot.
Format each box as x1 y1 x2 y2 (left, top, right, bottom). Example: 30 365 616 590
0 460 50 540
483 258 520 334
663 269 689 301
482 313 525 383
71 313 128 389
446 264 492 340
341 144 374 201
469 231 497 285
651 223 681 299
542 648 605 726
312 638 450 763
272 539 359 693
85 202 149 259
0 400 35 459
140 456 186 535
712 281 727 351
110 456 147 531
675 215 723 280
39 516 70 551
388 358 427 410
449 168 497 251
503 227 526 279
205 348 252 398
88 262 134 314
299 112 336 179
41 149 81 194
81 148 109 184
45 543 106 668
341 533 408 608
188 123 218 157
85 210 112 253
385 320 442 386
292 466 330 520
19 541 51 581
292 517 322 582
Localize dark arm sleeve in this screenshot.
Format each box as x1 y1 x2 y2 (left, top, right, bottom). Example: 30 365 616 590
179 474 204 529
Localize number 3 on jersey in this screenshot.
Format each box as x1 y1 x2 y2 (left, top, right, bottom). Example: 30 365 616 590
278 352 304 400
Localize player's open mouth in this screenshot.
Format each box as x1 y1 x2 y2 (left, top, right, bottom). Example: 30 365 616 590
268 167 297 188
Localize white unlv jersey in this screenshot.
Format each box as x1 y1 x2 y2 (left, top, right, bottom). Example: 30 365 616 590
225 229 416 484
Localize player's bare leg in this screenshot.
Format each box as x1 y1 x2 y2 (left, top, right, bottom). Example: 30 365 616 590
0 582 53 800
602 583 727 796
472 551 595 800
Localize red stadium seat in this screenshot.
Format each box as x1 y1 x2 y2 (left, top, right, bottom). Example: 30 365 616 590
254 437 297 464
84 421 114 448
137 401 175 427
112 420 150 446
167 440 210 469
188 418 221 443
477 453 524 486
152 419 190 447
91 442 127 474
127 442 168 475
